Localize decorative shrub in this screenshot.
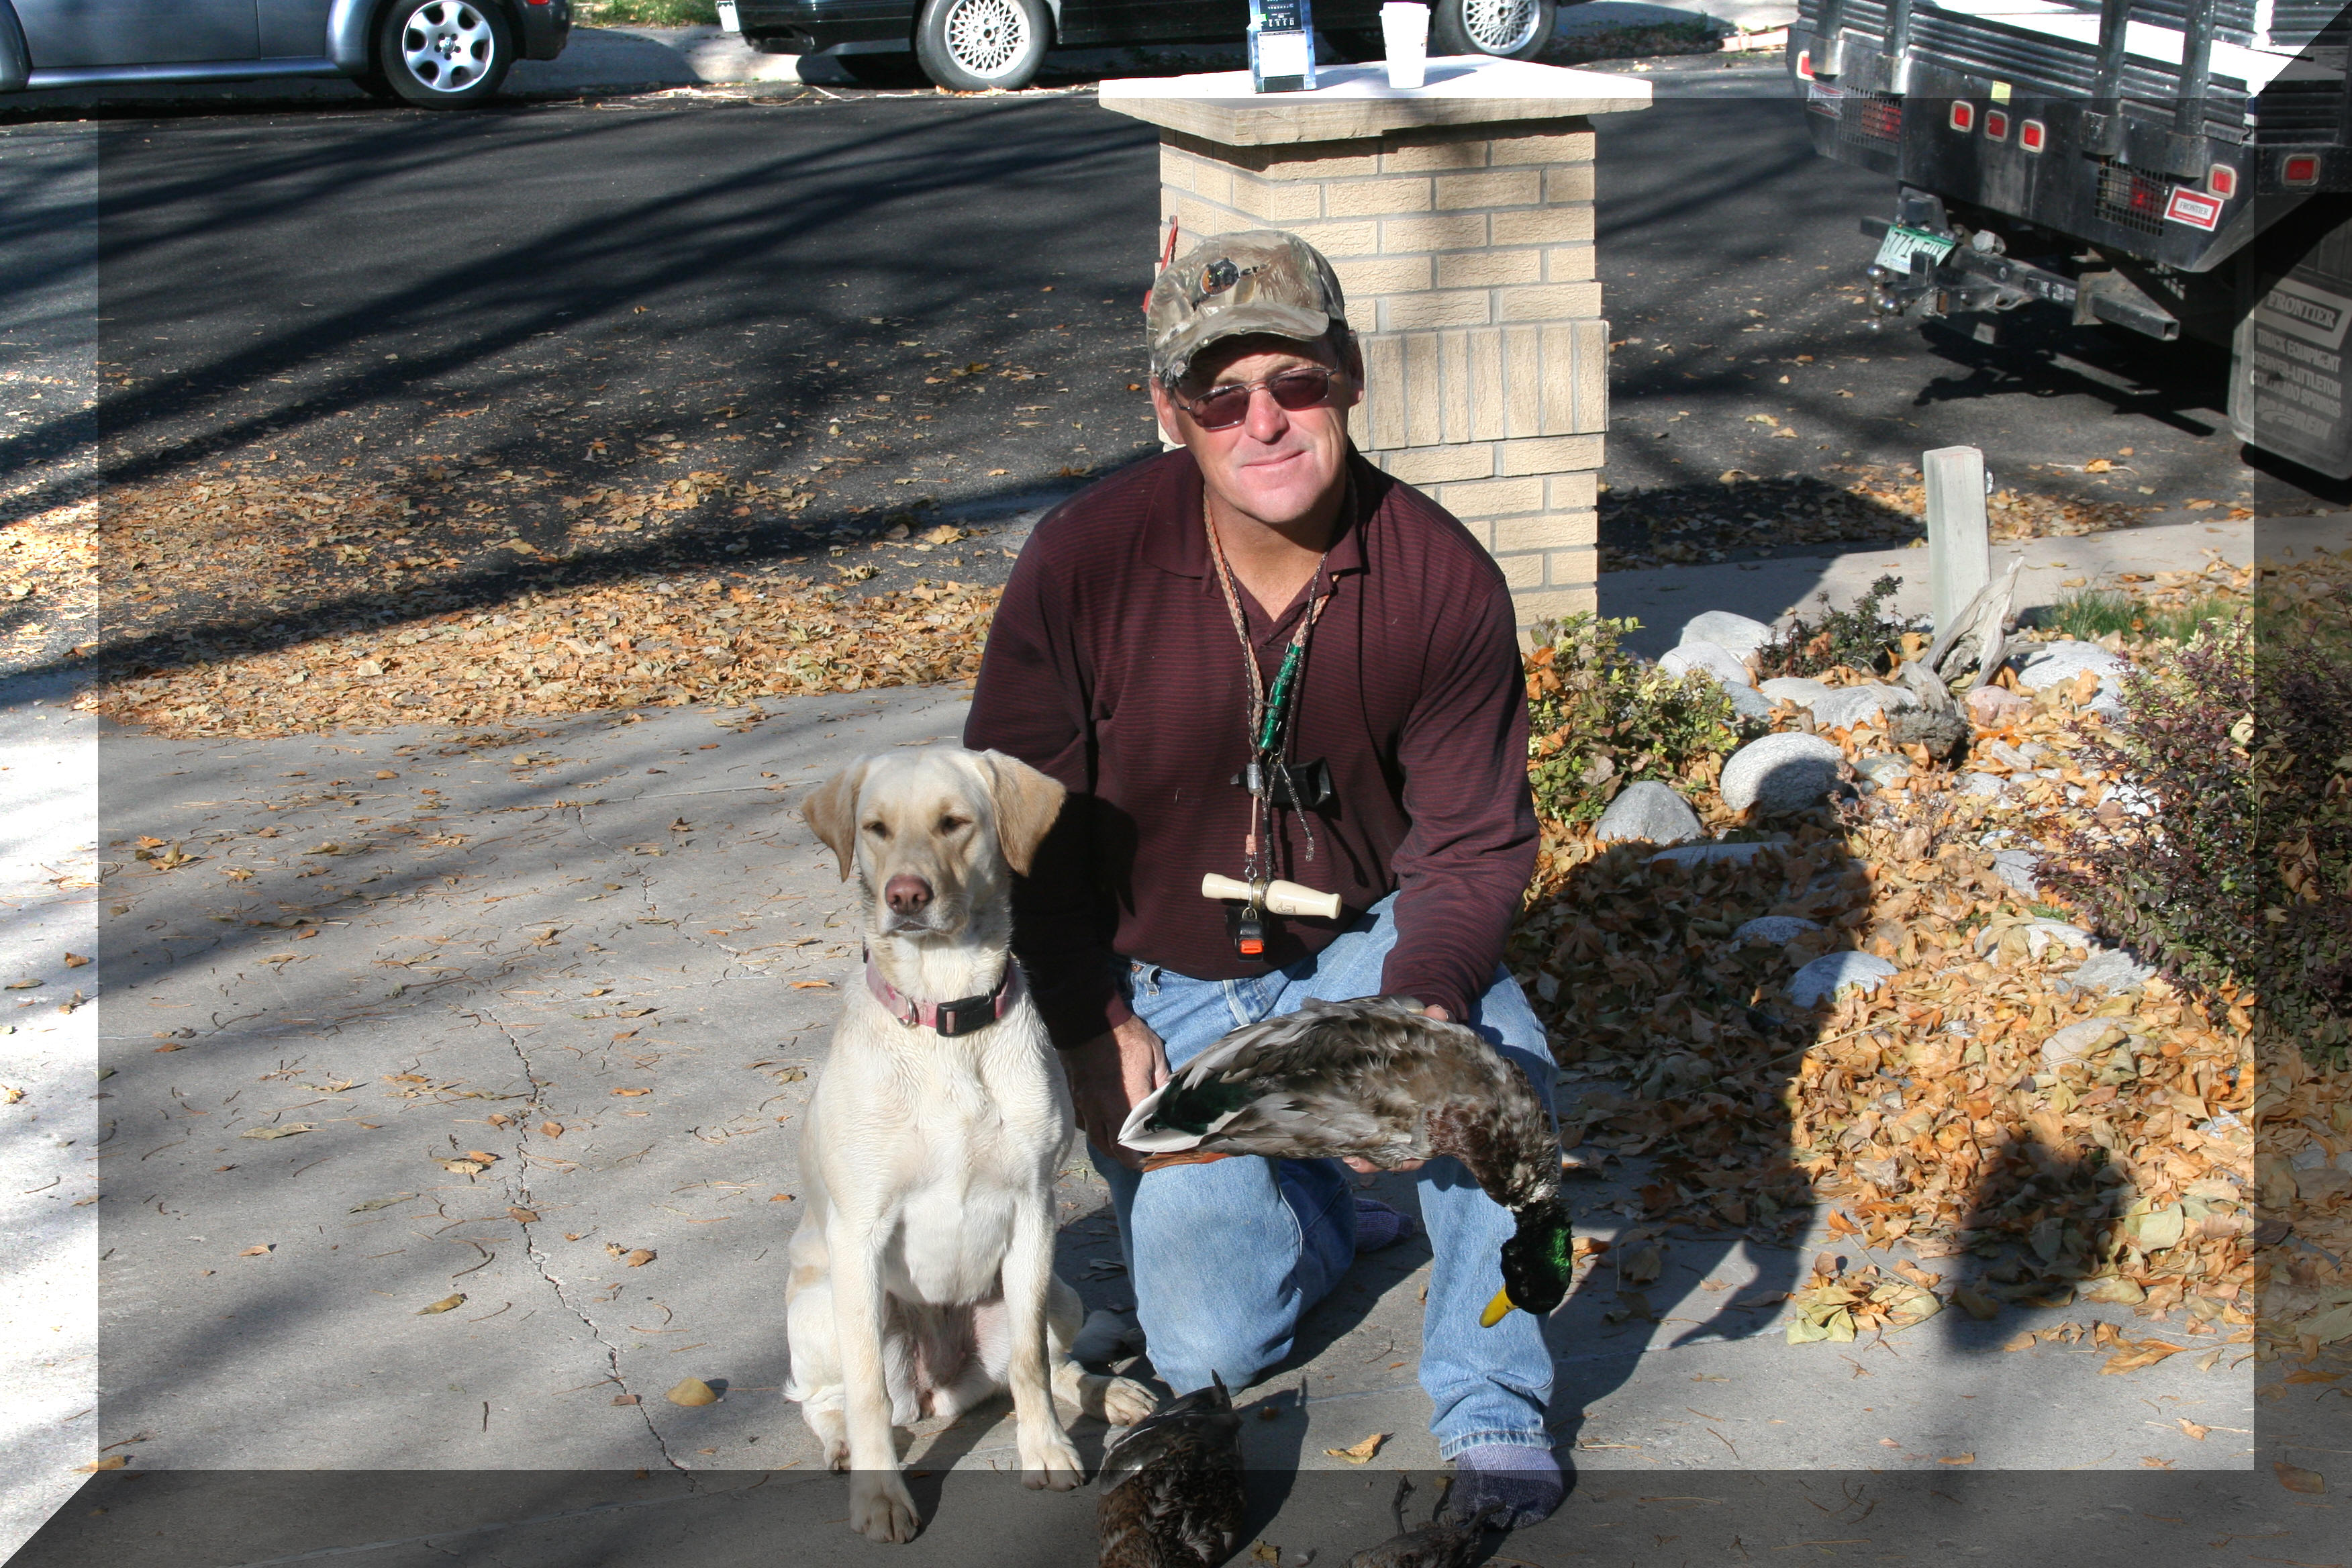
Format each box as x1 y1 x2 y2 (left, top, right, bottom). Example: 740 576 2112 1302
1524 614 1741 825
1753 573 1910 679
2044 615 2351 1062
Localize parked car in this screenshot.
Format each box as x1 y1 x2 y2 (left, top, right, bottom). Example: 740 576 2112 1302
734 0 1559 92
0 0 571 107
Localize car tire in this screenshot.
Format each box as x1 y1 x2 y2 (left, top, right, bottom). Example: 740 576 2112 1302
375 0 513 107
1429 0 1557 60
914 0 1050 91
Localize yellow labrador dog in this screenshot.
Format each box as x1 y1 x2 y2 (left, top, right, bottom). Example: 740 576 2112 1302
786 746 1156 1542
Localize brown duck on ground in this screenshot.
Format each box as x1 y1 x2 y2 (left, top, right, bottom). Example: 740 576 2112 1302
1097 1375 1246 1568
1118 995 1572 1326
1345 1476 1502 1568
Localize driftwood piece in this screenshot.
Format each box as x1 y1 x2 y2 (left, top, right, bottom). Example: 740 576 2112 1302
1925 554 2024 691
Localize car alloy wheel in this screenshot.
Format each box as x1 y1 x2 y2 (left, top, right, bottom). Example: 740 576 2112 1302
398 1 499 94
1459 0 1542 54
940 0 1031 81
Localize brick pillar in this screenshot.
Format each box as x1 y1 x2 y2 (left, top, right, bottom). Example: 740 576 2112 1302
1106 66 1648 630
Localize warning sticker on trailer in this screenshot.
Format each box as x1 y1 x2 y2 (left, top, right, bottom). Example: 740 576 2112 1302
2165 187 2224 231
1806 80 1844 116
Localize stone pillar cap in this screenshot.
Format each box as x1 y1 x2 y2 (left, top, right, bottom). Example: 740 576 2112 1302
1099 57 1651 146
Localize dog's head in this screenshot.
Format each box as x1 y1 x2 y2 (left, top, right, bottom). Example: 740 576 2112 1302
801 748 1065 943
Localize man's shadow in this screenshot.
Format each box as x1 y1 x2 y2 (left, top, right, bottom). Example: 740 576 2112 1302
1513 824 1883 1447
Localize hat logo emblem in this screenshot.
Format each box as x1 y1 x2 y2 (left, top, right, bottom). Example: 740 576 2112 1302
1189 257 1262 306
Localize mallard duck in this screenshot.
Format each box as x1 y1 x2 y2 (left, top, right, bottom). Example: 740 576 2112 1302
1118 995 1571 1326
1097 1375 1246 1568
1345 1476 1500 1568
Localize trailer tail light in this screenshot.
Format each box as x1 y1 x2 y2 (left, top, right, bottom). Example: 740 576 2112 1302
2019 119 2046 152
1796 49 1814 80
1949 101 1975 133
2284 154 2321 187
2208 163 2237 199
1983 109 2009 141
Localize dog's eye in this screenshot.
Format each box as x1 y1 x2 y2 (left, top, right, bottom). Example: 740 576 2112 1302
938 816 969 834
863 821 889 838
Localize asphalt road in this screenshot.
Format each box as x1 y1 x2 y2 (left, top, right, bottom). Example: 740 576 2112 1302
0 68 2338 683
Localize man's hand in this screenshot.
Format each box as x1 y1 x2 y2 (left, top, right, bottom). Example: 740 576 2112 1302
1342 1000 1447 1175
1066 1014 1171 1172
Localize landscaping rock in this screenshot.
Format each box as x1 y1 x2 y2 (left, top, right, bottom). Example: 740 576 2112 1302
1720 681 1775 722
1787 950 1900 1008
2024 918 2092 959
2011 641 2133 691
1734 914 1822 945
1809 683 1910 732
1594 781 1706 846
1965 684 2031 727
1958 772 2008 798
1991 848 2039 895
2062 947 2159 995
1648 840 1779 869
1679 611 1775 662
1719 732 1845 816
1759 677 1836 707
1659 640 1751 687
1854 754 1911 788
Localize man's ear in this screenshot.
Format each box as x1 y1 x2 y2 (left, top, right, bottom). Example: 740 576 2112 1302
977 750 1066 877
801 758 869 882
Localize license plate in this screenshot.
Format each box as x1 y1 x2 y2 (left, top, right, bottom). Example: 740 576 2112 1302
716 0 740 32
1874 224 1955 275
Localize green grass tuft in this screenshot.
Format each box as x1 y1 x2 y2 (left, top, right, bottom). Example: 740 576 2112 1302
575 0 720 26
2044 587 2240 645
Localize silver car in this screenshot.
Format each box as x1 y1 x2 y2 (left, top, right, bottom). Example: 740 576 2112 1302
0 0 571 107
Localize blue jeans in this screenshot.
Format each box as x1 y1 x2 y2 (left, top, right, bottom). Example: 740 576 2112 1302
1093 895 1558 1459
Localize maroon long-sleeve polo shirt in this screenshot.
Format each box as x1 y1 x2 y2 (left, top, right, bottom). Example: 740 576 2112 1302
963 446 1537 1049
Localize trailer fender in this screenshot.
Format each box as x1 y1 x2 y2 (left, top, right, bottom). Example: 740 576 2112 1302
0 1 30 93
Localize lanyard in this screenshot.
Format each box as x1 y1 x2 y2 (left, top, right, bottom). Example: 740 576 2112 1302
1202 490 1332 881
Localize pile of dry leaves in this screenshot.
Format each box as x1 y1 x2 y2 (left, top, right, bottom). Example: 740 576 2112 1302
62 463 995 736
1512 648 2265 1348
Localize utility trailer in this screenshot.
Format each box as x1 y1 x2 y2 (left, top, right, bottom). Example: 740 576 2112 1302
1787 0 2352 479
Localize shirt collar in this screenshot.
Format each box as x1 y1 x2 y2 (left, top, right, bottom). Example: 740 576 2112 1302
1141 446 1376 582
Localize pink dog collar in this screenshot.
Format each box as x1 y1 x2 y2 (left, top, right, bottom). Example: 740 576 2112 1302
863 950 1026 1038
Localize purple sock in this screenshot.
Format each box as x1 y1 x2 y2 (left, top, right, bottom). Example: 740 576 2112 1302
1442 1442 1563 1529
1353 1197 1418 1253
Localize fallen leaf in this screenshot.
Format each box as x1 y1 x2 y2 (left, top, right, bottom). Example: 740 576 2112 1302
540 1120 565 1137
439 1159 486 1175
612 1393 641 1406
508 1206 539 1224
1953 1287 1999 1322
1620 1245 1663 1286
2175 1418 2209 1440
1324 1432 1387 1464
2102 1339 2190 1375
238 1245 271 1257
1938 1453 1975 1465
74 1456 128 1473
611 1087 650 1098
2275 1461 2326 1494
2000 1330 2038 1353
667 1378 718 1407
348 1193 415 1213
417 1294 467 1315
240 1124 311 1140
625 1249 656 1268
790 979 834 989
62 952 89 968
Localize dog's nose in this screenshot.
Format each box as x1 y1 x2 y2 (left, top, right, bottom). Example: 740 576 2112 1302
883 875 934 916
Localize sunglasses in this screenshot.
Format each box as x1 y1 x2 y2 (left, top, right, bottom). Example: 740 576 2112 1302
1174 366 1342 431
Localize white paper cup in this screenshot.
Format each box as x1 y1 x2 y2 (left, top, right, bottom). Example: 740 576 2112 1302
1381 2 1428 89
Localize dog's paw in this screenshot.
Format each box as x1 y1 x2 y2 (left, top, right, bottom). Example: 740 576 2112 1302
1081 1372 1160 1427
848 1473 922 1543
1016 1423 1084 1492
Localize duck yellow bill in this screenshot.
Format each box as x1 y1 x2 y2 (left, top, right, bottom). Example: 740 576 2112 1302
1479 1287 1516 1328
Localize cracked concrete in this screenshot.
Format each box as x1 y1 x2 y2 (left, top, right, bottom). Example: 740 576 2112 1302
3 669 2269 1562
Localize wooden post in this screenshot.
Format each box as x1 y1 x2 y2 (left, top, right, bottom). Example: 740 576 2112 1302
1922 445 1990 637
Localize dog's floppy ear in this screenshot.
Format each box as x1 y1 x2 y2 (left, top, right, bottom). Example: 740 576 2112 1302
977 750 1065 877
801 758 870 882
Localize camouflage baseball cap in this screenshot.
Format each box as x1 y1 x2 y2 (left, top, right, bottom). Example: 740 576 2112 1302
1146 230 1349 389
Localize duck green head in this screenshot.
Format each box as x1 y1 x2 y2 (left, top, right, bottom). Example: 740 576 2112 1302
1479 1200 1573 1328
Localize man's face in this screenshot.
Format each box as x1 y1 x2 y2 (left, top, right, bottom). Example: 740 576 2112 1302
1151 334 1359 530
